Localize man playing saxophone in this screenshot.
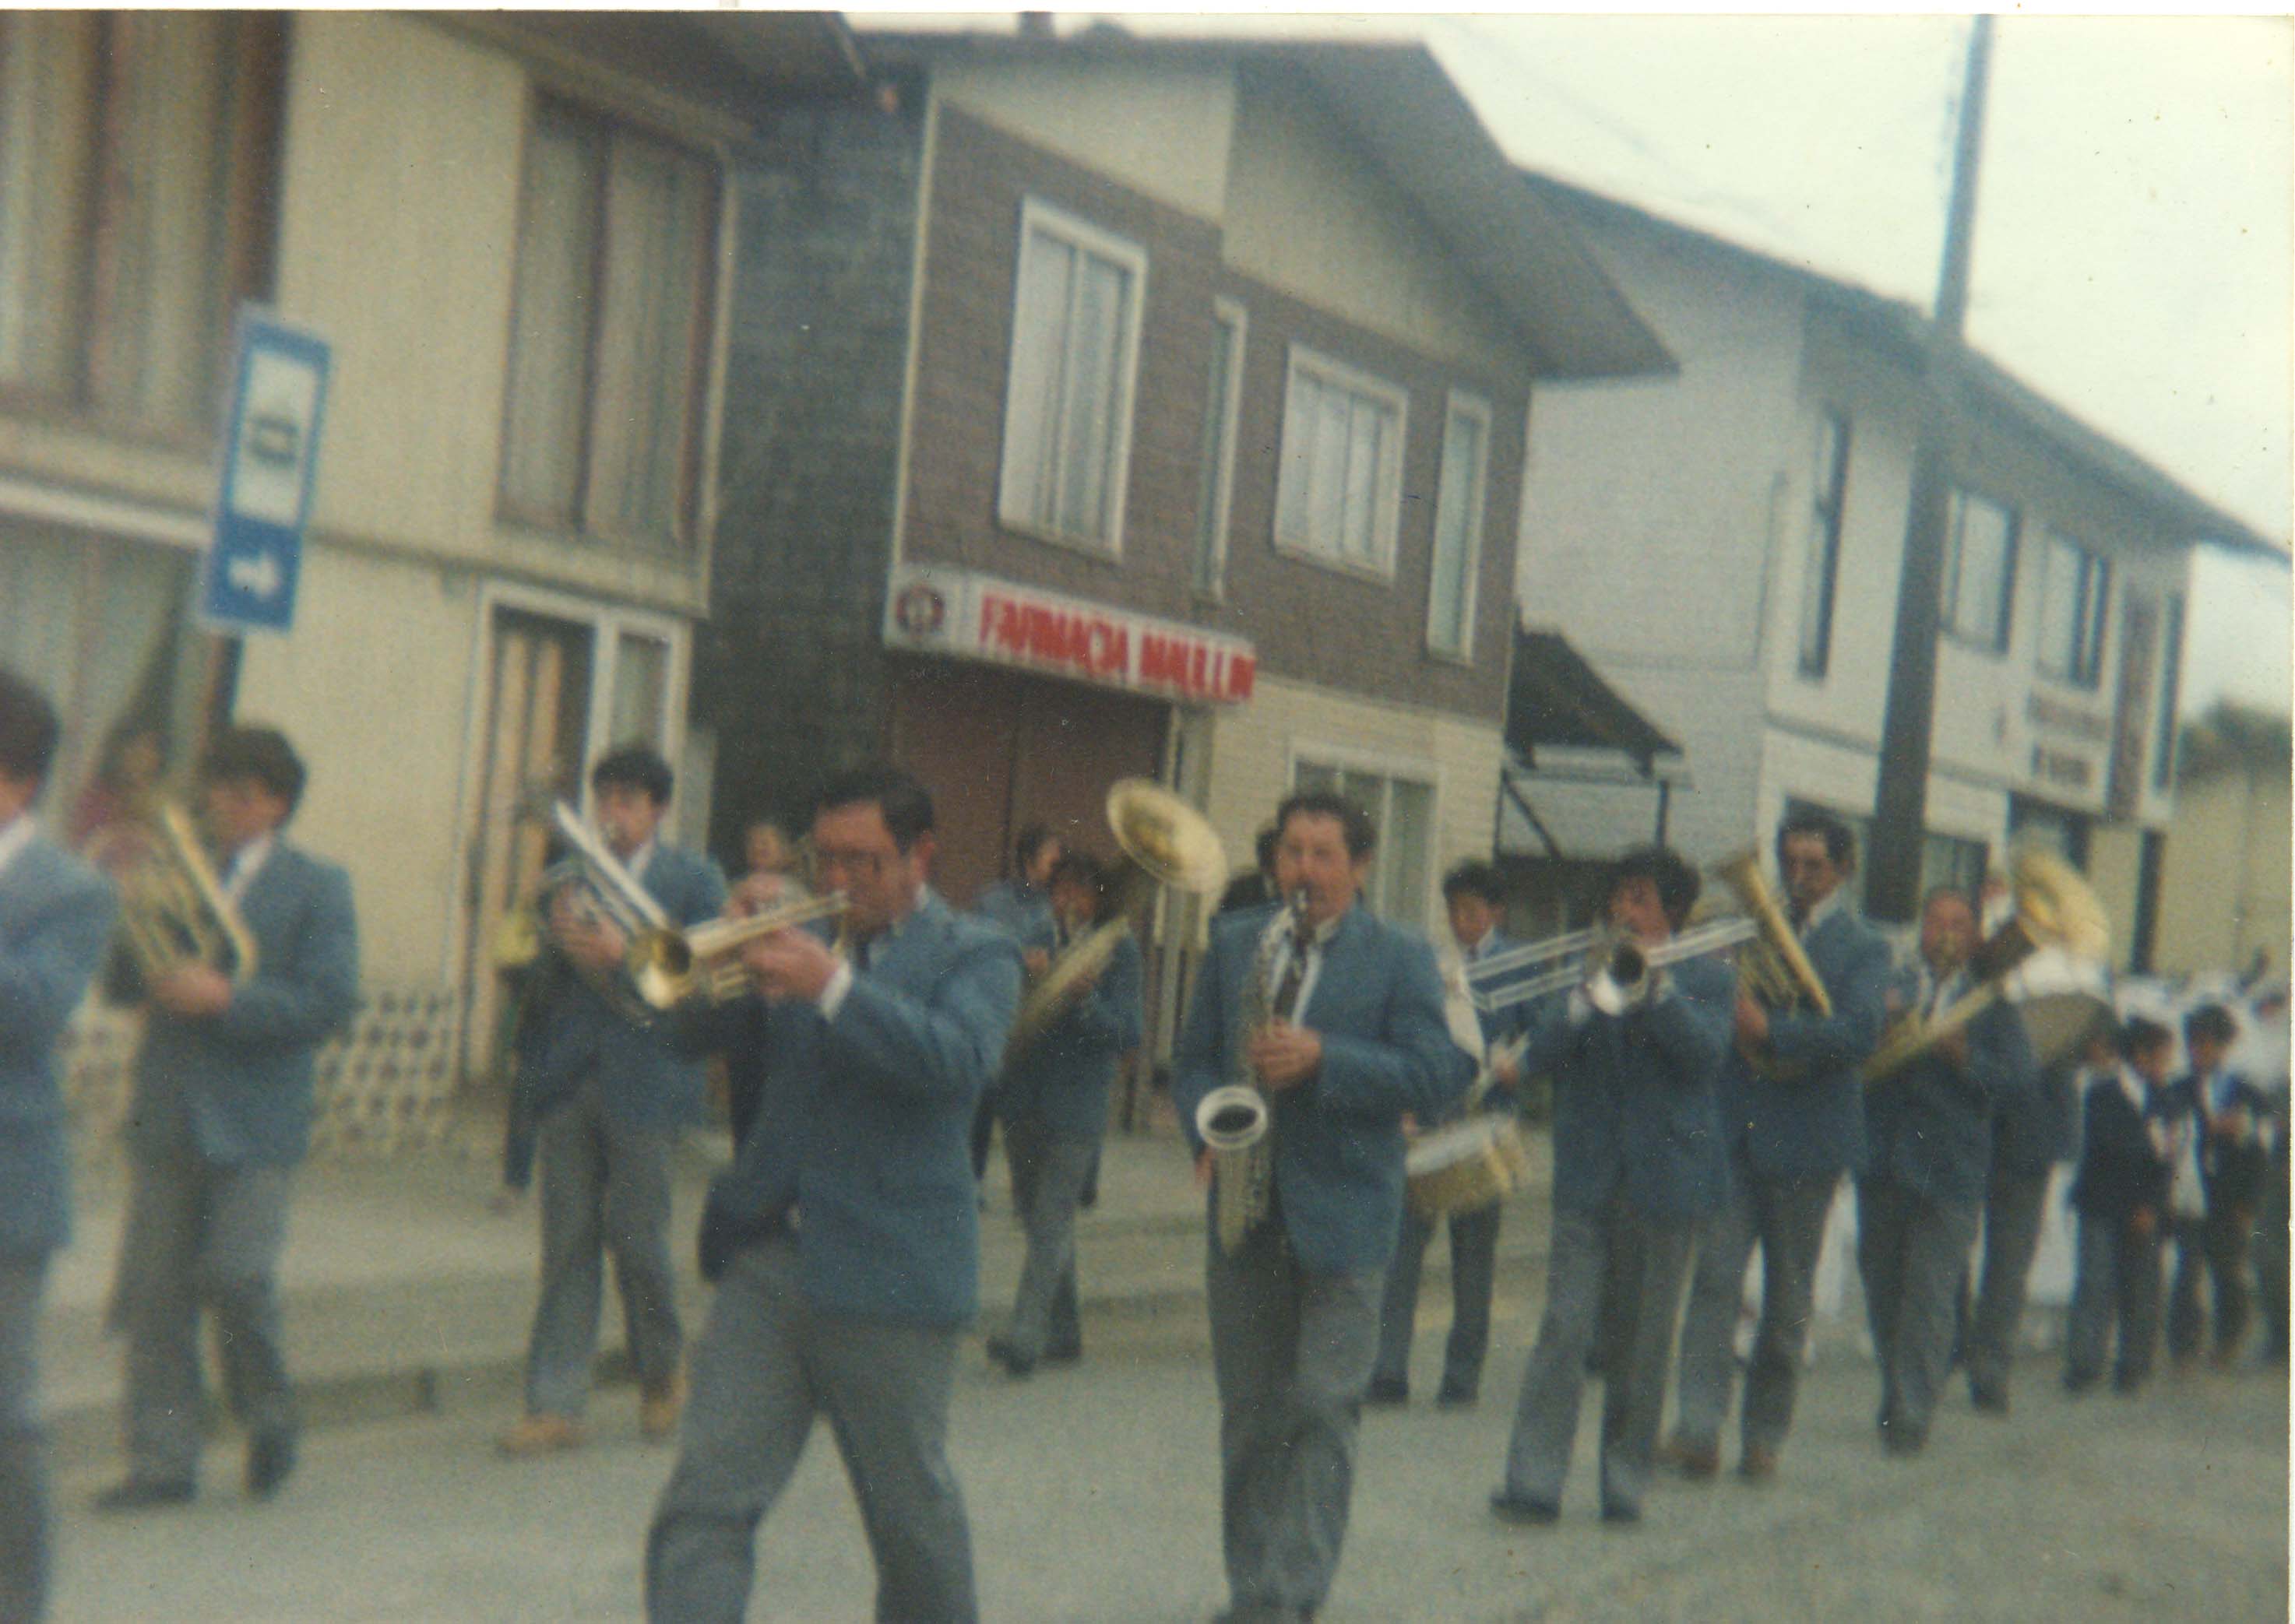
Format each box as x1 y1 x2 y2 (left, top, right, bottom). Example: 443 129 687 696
1174 791 1471 1624
1666 807 1889 1484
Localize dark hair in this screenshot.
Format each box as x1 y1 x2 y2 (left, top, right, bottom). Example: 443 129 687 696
818 762 935 852
0 666 60 786
591 744 674 806
1014 823 1058 870
1441 859 1505 907
1253 824 1279 870
1776 807 1856 874
2121 1016 2174 1061
1275 789 1376 859
200 726 306 817
1609 845 1701 927
1047 851 1112 919
2184 1003 2238 1048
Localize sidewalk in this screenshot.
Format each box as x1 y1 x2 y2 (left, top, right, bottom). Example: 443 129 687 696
40 1123 1558 1461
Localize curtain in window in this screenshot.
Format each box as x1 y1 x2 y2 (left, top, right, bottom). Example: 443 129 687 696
1001 220 1130 547
1278 363 1398 570
1002 227 1075 534
0 15 98 398
502 110 603 525
611 631 670 752
1427 407 1486 653
591 132 707 543
1056 251 1126 541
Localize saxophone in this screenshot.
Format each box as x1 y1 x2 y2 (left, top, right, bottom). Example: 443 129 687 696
1196 890 1304 1253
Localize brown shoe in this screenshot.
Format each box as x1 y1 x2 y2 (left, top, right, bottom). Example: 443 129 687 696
497 1413 584 1457
1738 1443 1779 1482
1661 1437 1720 1480
639 1373 688 1443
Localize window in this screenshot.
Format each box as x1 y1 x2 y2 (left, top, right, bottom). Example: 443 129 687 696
997 198 1146 553
1273 346 1406 577
1425 392 1491 659
0 13 282 435
2035 531 2111 688
1940 489 2018 652
1191 300 1246 596
1921 832 1989 900
2152 592 2184 791
1291 758 1434 927
501 97 717 551
1797 410 1852 677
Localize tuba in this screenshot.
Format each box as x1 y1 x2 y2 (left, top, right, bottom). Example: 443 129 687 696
1196 888 1303 1254
111 802 259 985
1004 779 1229 1062
1862 845 2111 1084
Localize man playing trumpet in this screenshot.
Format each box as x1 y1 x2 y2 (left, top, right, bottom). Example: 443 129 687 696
1174 791 1470 1624
500 746 727 1458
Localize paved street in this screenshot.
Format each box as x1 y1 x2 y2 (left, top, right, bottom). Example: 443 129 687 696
48 1266 2286 1622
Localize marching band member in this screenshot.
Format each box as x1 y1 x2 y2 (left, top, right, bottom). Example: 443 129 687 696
1173 791 1470 1624
1856 888 2034 1457
972 824 1064 1194
646 765 1019 1624
98 727 359 1511
1667 808 1889 1483
1491 847 1731 1527
987 852 1142 1376
2165 1002 2271 1369
0 670 114 1617
499 747 727 1457
1369 859 1524 1409
2064 1018 2178 1394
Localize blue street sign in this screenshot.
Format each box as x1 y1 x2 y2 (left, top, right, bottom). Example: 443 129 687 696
202 311 331 636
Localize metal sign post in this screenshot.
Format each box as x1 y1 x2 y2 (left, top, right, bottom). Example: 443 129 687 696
200 310 332 637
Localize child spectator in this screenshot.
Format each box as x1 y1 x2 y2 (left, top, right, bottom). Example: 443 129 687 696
2167 1003 2272 1368
2064 1018 2177 1394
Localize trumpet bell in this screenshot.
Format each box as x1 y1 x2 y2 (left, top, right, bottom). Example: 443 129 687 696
1195 1084 1269 1152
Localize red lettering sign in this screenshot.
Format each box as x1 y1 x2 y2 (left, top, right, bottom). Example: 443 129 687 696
957 582 1251 705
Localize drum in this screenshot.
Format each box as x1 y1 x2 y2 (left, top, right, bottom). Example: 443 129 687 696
1404 1115 1529 1219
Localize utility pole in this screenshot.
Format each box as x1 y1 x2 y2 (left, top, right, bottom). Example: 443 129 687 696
1865 15 1996 924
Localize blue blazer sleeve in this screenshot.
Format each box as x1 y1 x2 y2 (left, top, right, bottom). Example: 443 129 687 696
1763 924 1889 1075
1309 935 1473 1123
1067 932 1144 1055
207 860 359 1053
825 931 1021 1109
0 860 114 1057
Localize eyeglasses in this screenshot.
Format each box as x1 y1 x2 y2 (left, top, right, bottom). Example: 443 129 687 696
813 846 895 880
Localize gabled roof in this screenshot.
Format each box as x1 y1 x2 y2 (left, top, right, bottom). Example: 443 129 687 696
1524 171 2287 563
1505 627 1680 772
863 27 1674 381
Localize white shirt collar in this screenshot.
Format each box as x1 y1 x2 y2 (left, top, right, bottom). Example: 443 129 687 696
1797 886 1845 940
223 832 276 902
0 814 36 882
1460 925 1498 961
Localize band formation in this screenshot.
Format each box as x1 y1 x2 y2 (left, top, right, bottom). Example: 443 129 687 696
0 659 2283 1624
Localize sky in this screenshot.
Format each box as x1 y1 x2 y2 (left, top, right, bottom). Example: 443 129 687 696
857 8 2293 716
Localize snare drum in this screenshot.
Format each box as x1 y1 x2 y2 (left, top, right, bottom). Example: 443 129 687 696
1404 1115 1529 1219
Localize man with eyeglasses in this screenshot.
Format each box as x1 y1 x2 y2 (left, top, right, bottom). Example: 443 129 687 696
646 764 1022 1624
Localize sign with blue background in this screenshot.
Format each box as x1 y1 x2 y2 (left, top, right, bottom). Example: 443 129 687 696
201 311 331 636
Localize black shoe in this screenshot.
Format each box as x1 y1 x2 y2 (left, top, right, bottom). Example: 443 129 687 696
985 1336 1036 1379
1434 1379 1478 1409
1879 1426 1926 1458
93 1478 196 1513
1364 1375 1409 1407
1970 1383 2010 1416
1600 1500 1642 1525
1042 1341 1082 1366
2061 1372 2096 1396
247 1432 298 1500
1488 1489 1560 1525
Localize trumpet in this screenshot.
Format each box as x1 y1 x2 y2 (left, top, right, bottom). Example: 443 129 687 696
111 801 259 985
1463 916 1758 1014
626 888 849 1011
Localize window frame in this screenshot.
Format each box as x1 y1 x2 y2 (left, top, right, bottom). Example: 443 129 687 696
2152 590 2185 792
993 195 1149 559
1191 297 1248 600
495 89 721 557
1287 741 1443 930
1795 409 1852 678
1272 343 1409 582
2034 529 2112 690
1424 388 1492 662
1940 487 2020 656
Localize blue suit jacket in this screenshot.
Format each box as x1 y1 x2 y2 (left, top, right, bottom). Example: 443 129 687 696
523 844 727 1130
0 835 115 1257
1453 930 1532 1120
701 891 1022 1327
2170 1069 2273 1213
1863 975 2036 1208
972 879 1057 954
128 842 359 1168
1992 1052 2082 1175
996 929 1142 1142
1723 903 1891 1181
2068 1070 2171 1222
1528 954 1734 1222
1174 902 1473 1276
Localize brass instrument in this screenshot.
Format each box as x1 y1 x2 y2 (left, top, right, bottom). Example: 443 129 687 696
112 801 259 984
1197 888 1303 1254
1710 847 1835 1080
1005 779 1229 1061
537 800 672 1021
627 888 849 1011
1862 845 2111 1084
1464 917 1761 1014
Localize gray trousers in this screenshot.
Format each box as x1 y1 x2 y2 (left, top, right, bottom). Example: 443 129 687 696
1003 1124 1093 1362
1674 1171 1837 1458
646 1240 974 1624
1501 1202 1695 1514
0 1258 49 1624
111 1146 297 1482
1371 1199 1501 1394
1206 1214 1382 1616
2065 1213 2163 1388
2167 1207 2251 1359
524 1079 681 1418
1966 1167 2051 1398
1855 1177 1980 1445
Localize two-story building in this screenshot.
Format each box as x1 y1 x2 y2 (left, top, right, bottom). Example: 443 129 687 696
0 11 860 1087
695 29 1668 1056
1507 175 2285 960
